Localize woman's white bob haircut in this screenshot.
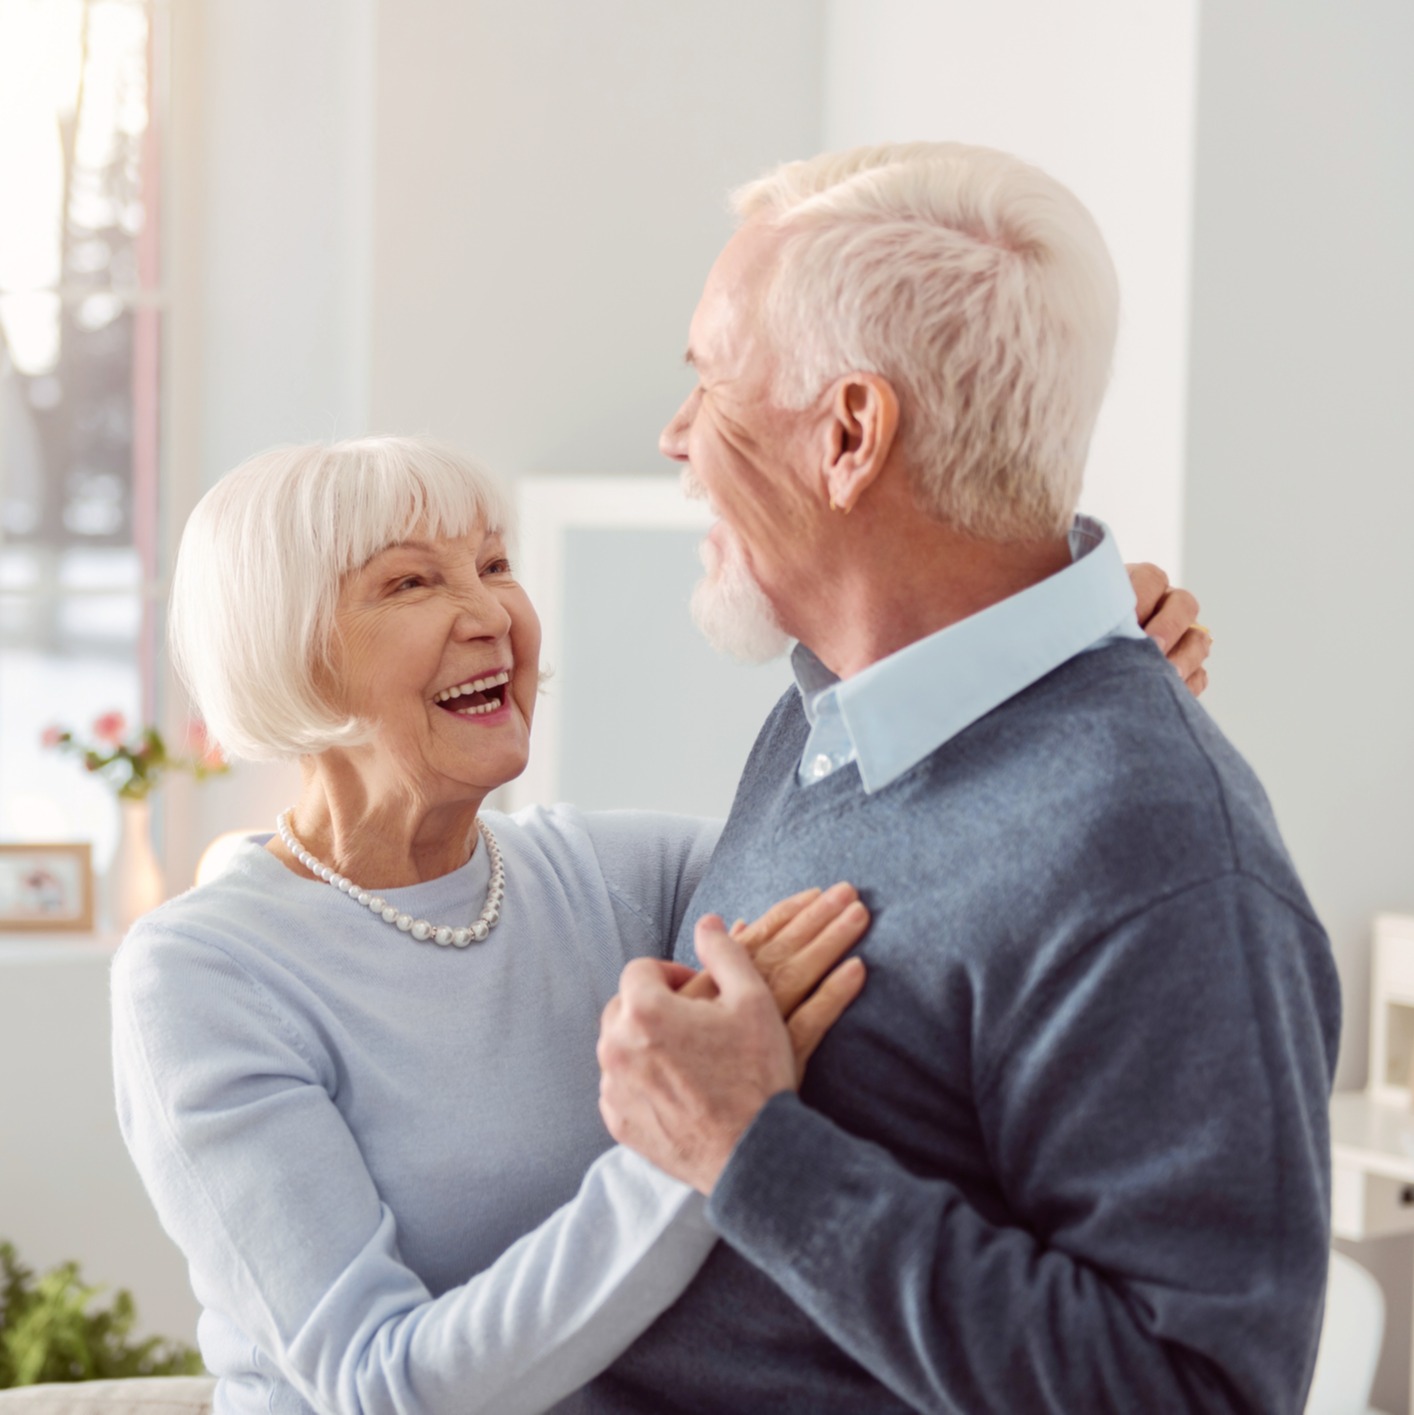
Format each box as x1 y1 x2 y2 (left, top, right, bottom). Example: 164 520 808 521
733 142 1120 541
170 436 514 762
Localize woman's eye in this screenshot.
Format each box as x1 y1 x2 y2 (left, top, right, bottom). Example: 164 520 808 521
394 575 424 592
484 558 512 576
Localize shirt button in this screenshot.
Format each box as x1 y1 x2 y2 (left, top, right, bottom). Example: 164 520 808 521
810 754 834 780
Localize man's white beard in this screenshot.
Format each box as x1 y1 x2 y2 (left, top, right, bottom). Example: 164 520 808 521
690 529 792 665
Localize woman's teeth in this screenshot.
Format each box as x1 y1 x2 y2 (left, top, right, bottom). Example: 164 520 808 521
449 698 501 716
438 665 518 704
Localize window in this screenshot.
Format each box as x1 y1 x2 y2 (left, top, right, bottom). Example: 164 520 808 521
0 0 166 867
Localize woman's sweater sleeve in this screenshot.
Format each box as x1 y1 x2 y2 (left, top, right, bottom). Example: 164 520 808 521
110 926 713 1415
578 811 723 958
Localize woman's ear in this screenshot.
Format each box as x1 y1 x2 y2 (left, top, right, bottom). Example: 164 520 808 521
822 374 900 513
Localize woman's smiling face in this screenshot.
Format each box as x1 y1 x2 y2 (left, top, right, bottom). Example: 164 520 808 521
325 520 541 803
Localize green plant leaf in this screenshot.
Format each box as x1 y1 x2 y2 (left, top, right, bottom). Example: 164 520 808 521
0 1243 203 1388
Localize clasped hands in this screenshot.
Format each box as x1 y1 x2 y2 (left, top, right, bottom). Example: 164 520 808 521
597 885 868 1195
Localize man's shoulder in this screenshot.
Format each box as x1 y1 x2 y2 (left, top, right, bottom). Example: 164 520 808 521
903 641 1310 920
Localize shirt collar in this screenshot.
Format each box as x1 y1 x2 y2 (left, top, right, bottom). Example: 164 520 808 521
793 516 1145 792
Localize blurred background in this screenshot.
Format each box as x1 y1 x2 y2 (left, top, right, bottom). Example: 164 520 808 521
0 0 1410 1406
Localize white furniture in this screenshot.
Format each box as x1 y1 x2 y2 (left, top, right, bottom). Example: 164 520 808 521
0 1378 214 1413
1307 1250 1388 1415
1331 1090 1414 1414
1366 915 1414 1106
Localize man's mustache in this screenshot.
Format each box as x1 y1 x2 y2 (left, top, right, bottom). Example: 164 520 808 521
680 465 715 511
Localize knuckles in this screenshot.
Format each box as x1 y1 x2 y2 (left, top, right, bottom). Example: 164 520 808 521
1167 587 1201 625
764 957 805 1004
1126 561 1169 614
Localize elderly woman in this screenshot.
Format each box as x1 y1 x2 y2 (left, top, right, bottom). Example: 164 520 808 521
111 436 870 1415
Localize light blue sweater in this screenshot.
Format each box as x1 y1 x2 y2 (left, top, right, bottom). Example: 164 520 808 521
111 804 721 1415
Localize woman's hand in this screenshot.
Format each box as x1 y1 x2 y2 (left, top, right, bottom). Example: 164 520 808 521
1128 562 1211 696
676 884 868 1080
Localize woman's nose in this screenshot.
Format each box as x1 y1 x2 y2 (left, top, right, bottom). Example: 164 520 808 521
452 586 510 640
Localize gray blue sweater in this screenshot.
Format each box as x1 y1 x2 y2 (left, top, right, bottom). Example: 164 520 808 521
578 638 1340 1413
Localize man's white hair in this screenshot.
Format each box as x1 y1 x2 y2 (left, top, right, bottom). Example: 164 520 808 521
733 142 1119 541
169 436 514 762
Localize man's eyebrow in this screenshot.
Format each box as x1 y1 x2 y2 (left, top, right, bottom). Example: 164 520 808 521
683 347 697 368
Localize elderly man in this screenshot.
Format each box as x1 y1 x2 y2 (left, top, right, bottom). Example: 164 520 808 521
587 144 1340 1413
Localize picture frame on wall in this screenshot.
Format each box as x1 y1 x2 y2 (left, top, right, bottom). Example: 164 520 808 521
0 842 94 933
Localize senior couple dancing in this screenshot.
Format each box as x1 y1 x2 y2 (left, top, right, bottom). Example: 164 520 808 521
113 142 1339 1414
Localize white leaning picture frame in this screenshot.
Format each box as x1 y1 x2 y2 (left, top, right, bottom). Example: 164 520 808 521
507 475 713 813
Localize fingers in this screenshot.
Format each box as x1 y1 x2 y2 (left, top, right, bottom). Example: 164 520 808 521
619 955 686 996
752 883 858 973
659 961 702 991
695 919 776 1005
678 917 732 999
1166 623 1212 682
1126 562 1169 626
764 897 870 1017
610 956 681 1031
788 958 867 1080
678 966 721 1000
1185 666 1209 699
1142 586 1201 657
732 888 822 955
667 886 870 1008
676 914 731 1001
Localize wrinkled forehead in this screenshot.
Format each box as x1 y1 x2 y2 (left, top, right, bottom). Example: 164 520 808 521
690 221 785 374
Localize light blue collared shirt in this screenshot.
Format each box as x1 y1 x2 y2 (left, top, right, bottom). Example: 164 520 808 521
795 516 1146 792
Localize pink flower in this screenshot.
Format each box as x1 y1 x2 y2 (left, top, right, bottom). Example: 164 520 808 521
92 711 128 745
40 724 65 749
186 719 226 768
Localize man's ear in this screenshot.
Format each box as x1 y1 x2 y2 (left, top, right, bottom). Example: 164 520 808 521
822 374 900 513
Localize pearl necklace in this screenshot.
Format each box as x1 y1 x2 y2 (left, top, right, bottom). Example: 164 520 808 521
276 810 504 947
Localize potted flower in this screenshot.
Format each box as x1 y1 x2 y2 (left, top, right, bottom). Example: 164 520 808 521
42 714 229 931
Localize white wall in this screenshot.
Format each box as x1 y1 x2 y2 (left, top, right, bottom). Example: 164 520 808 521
196 0 373 470
365 0 826 809
1184 2 1414 1407
164 0 378 889
0 945 199 1345
368 0 824 477
822 0 1199 573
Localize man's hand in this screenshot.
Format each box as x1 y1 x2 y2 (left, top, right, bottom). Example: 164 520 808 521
1128 562 1211 697
599 914 862 1194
